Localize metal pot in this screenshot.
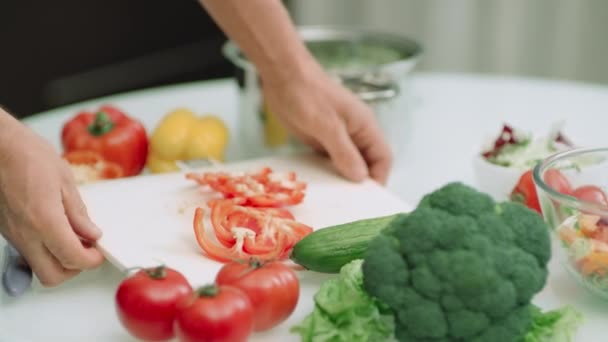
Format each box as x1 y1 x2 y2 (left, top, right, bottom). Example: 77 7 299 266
223 25 423 160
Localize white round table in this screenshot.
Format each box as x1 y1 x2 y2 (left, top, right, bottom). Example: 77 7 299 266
2 72 608 341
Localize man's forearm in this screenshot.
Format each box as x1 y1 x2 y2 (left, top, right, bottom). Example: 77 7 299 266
0 107 19 163
199 0 318 85
0 107 18 136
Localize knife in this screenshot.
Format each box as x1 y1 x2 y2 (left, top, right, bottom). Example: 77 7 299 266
1 242 33 297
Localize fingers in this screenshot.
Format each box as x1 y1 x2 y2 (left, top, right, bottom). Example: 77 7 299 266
343 102 393 185
355 124 393 184
62 184 102 241
41 206 105 272
317 117 369 182
16 240 80 287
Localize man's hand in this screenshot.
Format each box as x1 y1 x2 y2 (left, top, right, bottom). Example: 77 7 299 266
262 66 392 184
0 111 105 286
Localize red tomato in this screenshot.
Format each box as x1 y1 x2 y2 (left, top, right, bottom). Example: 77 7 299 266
186 167 306 207
510 170 541 213
543 169 573 195
174 285 254 342
216 259 300 331
115 266 193 341
572 185 608 207
62 105 149 176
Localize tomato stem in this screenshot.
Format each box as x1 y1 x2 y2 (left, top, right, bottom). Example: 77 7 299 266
248 257 264 269
145 265 167 279
196 284 219 297
88 111 115 136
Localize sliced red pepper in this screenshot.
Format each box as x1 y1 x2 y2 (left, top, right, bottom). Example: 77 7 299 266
207 199 309 256
63 150 124 180
186 168 306 207
193 200 312 262
192 207 287 263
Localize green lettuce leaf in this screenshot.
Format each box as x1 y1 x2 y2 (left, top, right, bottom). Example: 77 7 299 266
290 259 396 342
524 305 583 342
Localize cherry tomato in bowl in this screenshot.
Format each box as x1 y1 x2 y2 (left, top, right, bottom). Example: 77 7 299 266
215 259 300 331
174 284 254 342
543 169 573 195
115 266 193 341
572 185 608 207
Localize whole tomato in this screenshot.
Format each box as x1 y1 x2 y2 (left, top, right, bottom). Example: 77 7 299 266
62 104 148 176
510 170 541 213
215 259 300 331
115 266 193 341
174 285 254 342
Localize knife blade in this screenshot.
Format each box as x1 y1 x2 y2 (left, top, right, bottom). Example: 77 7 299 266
2 242 33 297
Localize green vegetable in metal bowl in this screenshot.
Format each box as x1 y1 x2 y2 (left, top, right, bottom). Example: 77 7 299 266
306 40 405 73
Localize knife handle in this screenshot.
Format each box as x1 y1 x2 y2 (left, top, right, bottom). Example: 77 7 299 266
2 243 33 297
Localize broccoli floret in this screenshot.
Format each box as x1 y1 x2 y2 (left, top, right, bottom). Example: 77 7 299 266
417 182 496 218
362 182 551 342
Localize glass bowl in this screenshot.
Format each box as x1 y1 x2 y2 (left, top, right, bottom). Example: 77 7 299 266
533 147 608 300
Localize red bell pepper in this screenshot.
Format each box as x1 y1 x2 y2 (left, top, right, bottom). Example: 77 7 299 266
61 105 149 176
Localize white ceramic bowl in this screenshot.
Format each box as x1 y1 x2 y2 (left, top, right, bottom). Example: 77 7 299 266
472 153 527 201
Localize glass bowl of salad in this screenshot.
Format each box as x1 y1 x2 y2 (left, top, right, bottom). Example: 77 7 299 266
533 147 608 300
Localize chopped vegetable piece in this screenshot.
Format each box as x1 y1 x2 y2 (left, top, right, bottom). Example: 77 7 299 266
192 207 287 263
186 167 306 207
206 199 311 257
63 150 124 183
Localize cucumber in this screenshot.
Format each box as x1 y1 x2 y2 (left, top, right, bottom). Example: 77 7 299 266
290 213 408 273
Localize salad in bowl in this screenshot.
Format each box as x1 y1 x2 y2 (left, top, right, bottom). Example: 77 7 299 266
473 122 575 204
533 147 608 299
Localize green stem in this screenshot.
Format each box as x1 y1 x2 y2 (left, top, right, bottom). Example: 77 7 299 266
248 257 264 269
235 257 264 279
88 112 115 136
196 284 219 297
145 265 167 279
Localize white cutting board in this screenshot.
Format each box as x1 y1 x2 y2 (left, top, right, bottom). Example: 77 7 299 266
79 153 412 342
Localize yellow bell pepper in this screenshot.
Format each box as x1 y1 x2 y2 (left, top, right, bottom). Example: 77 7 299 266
261 102 289 148
147 108 229 173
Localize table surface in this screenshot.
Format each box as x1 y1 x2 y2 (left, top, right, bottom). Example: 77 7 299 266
2 72 608 341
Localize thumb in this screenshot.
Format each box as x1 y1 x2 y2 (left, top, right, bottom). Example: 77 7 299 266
319 119 368 182
62 185 102 241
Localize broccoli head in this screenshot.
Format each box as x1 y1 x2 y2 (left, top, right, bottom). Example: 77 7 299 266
362 182 551 342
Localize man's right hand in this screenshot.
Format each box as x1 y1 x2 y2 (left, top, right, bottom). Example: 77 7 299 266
0 110 105 286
